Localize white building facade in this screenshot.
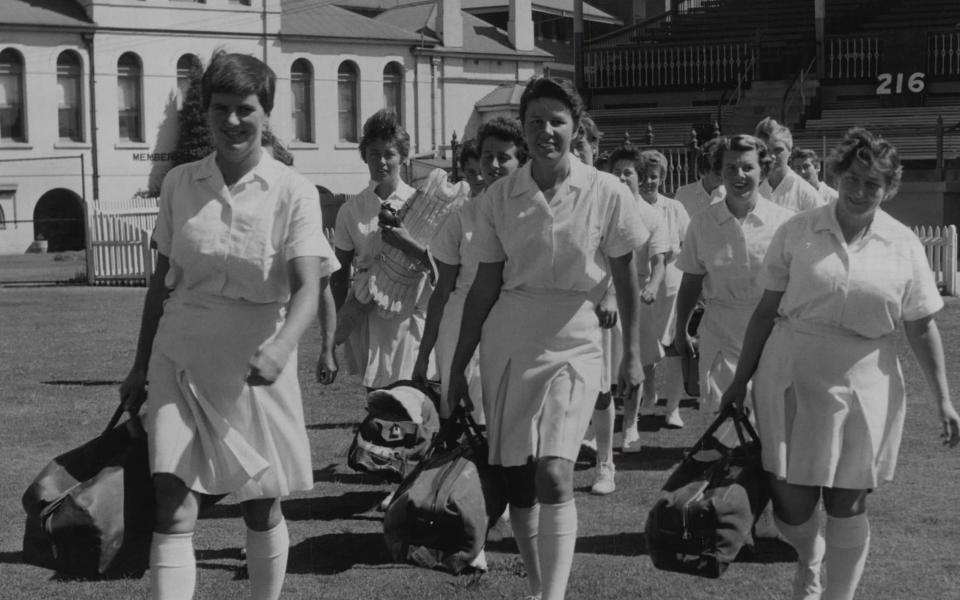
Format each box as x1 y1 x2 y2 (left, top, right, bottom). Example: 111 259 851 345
0 0 548 254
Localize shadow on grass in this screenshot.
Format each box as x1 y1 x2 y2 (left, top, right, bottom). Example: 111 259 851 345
0 550 22 564
736 537 797 564
312 463 397 486
615 445 687 472
287 532 394 574
199 491 387 522
41 379 123 386
306 421 358 431
486 532 649 557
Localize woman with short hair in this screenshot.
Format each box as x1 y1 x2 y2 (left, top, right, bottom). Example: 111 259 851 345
722 128 960 600
120 51 338 600
447 77 648 600
755 117 824 213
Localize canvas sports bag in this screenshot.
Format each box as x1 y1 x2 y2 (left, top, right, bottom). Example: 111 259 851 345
645 405 771 578
347 380 441 481
382 409 507 574
22 404 154 577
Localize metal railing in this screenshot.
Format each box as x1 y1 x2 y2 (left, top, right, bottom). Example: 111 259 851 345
928 30 960 77
825 34 881 81
585 42 757 90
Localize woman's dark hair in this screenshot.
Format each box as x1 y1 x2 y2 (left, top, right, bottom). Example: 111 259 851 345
697 137 722 175
201 51 276 114
477 117 528 164
359 109 410 161
457 138 480 170
607 147 642 170
790 147 820 166
710 134 774 176
827 127 902 196
518 76 584 128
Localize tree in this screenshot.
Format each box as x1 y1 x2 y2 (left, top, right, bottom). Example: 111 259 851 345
172 63 212 167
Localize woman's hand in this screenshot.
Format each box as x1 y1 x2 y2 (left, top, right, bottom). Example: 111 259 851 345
316 348 338 385
247 339 293 386
595 290 618 329
120 368 148 417
617 355 643 403
939 400 960 447
381 224 422 258
673 330 697 358
446 370 474 414
720 380 749 415
640 282 658 304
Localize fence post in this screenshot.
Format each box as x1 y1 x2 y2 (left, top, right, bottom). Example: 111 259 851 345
948 225 958 296
450 130 460 182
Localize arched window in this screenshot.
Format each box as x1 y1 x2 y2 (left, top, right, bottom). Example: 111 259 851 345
291 59 313 143
337 61 359 143
176 54 201 106
57 51 83 142
0 49 26 142
117 52 143 142
383 62 403 121
0 203 6 230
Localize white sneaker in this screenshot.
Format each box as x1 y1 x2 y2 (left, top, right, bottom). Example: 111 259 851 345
581 435 598 452
791 559 823 600
470 548 489 572
590 462 616 495
622 426 641 453
664 408 684 429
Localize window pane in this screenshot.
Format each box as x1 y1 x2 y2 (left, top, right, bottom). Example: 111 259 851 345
57 54 83 141
0 51 25 142
117 56 142 142
338 67 357 143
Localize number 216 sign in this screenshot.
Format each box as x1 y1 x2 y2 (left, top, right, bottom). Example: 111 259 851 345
876 72 925 95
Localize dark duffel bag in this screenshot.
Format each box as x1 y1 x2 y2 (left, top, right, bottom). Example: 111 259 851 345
347 380 441 482
645 405 771 579
382 408 507 574
22 403 154 577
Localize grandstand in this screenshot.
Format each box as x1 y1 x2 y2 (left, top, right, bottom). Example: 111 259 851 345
581 0 960 187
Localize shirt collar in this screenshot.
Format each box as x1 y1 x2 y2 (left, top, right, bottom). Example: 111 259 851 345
365 178 416 204
712 195 778 225
192 150 276 188
509 154 591 198
813 201 897 244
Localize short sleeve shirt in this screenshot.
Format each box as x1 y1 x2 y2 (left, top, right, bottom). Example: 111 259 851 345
431 196 481 291
676 197 794 306
333 180 417 270
759 169 825 213
634 197 668 282
471 158 649 295
674 180 725 217
152 152 338 303
758 204 943 338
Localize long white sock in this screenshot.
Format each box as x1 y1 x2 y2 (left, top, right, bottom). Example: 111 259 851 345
622 387 640 432
823 514 870 600
538 499 577 600
593 405 615 465
662 357 684 413
510 504 542 597
150 532 196 600
775 511 825 599
246 519 290 600
641 364 657 410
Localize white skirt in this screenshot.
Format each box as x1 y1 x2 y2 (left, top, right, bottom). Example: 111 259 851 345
480 288 602 467
146 290 313 501
697 300 754 411
752 319 906 489
343 302 428 389
435 287 484 422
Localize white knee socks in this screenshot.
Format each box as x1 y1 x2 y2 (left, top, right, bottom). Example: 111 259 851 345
246 519 290 600
510 504 542 597
775 511 825 600
150 532 196 600
593 404 615 466
823 514 870 600
538 499 577 600
662 357 684 413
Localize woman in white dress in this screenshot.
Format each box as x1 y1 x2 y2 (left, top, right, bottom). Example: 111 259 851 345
119 52 338 600
754 117 824 213
722 128 960 600
674 135 794 412
447 77 647 600
412 116 527 418
331 109 434 390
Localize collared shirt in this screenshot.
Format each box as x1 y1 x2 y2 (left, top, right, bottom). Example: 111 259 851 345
153 152 336 303
819 181 839 204
759 169 825 213
431 194 481 293
674 179 725 217
333 179 417 271
759 203 942 338
634 196 668 282
676 196 794 306
471 158 649 296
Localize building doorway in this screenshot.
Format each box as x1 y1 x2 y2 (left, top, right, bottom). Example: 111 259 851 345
33 188 84 252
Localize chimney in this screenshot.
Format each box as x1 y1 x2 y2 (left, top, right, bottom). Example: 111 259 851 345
437 0 463 48
509 0 535 52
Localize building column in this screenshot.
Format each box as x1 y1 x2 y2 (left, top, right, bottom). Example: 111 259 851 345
815 0 825 77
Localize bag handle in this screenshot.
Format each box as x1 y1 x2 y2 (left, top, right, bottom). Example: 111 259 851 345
686 404 760 458
104 399 145 437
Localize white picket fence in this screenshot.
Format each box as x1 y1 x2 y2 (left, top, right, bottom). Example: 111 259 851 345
88 204 159 285
912 224 958 296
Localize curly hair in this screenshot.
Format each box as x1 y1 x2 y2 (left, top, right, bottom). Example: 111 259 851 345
639 149 669 179
710 134 774 175
201 50 276 114
826 127 902 196
697 137 722 175
359 109 410 162
754 116 793 149
607 146 642 171
518 76 584 128
477 117 527 164
457 138 480 170
790 147 820 165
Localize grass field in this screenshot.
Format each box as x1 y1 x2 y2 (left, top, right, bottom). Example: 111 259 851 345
1 257 958 599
